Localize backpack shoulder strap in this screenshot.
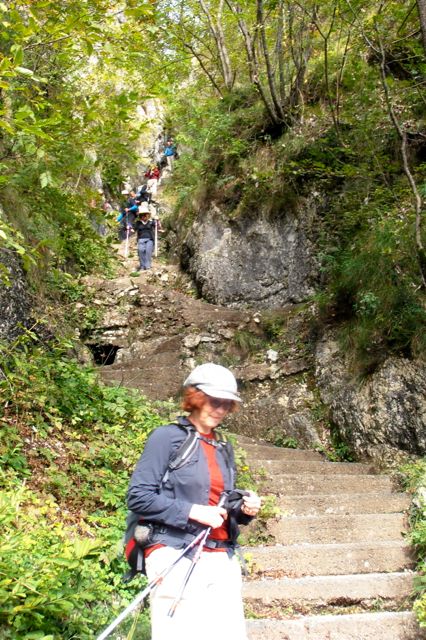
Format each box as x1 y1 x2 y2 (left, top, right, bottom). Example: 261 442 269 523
161 419 200 485
213 429 235 484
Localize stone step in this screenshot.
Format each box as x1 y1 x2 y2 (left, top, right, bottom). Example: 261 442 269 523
252 458 374 475
244 541 415 577
235 439 324 461
246 611 426 640
260 473 393 495
277 492 410 515
242 571 415 606
267 512 407 544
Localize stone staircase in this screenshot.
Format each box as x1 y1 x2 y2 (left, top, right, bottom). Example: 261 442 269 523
236 435 425 640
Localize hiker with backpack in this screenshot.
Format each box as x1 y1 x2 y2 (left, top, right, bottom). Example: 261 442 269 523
125 363 261 640
163 138 175 171
117 189 138 240
144 164 161 200
134 203 156 270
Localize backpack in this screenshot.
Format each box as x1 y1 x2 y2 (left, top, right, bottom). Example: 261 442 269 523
123 420 230 581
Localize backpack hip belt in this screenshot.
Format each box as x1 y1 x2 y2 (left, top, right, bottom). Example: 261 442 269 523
152 523 236 551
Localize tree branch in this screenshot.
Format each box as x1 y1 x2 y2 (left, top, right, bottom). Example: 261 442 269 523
257 0 286 121
374 15 426 287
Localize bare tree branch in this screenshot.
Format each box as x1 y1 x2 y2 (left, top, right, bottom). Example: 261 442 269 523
198 0 235 89
374 12 426 287
183 42 224 96
256 0 286 121
225 0 280 124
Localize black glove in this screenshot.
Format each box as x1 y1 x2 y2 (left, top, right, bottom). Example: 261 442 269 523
222 489 250 514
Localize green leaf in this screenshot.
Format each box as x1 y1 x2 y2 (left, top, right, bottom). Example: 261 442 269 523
11 44 23 66
15 66 34 76
39 171 53 188
15 105 35 121
0 119 14 134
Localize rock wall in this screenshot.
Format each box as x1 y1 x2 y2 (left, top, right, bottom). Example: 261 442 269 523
0 248 31 343
82 269 324 448
180 202 318 309
315 336 426 462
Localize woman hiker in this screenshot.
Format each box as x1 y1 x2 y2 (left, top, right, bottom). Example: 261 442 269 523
134 204 156 270
126 363 262 640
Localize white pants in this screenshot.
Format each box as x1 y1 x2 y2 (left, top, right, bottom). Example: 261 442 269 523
146 546 247 640
147 178 158 197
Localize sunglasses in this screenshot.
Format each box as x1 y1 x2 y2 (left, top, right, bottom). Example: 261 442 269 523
206 397 233 410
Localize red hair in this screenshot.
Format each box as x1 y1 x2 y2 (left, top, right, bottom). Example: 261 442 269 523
182 387 238 413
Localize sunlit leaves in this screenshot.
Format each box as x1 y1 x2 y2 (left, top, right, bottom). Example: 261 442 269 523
39 171 53 188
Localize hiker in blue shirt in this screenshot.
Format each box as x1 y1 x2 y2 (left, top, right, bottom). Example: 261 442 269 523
117 189 138 240
164 139 175 172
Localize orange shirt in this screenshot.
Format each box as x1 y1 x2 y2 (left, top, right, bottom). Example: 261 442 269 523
199 434 228 542
145 433 229 559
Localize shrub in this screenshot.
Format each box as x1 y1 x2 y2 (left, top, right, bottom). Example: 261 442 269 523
0 337 165 638
319 218 426 372
399 460 426 627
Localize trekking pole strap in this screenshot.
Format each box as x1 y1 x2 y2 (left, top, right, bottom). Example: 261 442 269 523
95 529 206 640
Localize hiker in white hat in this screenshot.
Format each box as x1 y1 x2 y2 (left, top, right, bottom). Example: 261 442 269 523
126 363 261 640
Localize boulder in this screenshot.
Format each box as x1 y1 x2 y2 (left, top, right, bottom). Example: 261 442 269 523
180 204 318 308
0 248 31 343
315 336 426 460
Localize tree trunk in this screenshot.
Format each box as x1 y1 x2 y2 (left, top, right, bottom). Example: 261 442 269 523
256 0 286 121
225 0 281 124
276 0 286 105
377 28 426 288
416 0 426 56
198 0 235 90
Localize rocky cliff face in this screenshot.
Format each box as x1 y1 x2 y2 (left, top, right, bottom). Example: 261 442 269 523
0 248 31 342
180 202 318 308
177 193 425 462
81 260 324 449
315 335 426 462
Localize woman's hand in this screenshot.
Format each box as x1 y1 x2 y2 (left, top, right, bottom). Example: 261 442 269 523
189 504 228 528
241 491 262 517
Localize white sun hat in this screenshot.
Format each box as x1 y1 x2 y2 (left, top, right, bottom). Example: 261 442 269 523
183 363 241 402
138 202 150 214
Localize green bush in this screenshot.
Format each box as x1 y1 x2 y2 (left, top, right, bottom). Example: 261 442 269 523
399 460 426 627
0 337 165 638
319 218 426 372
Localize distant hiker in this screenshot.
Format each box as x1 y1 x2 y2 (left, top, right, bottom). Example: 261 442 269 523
153 133 164 164
164 139 175 171
118 189 138 240
102 198 114 215
125 363 261 640
169 137 179 160
136 183 151 204
145 164 161 199
134 204 156 270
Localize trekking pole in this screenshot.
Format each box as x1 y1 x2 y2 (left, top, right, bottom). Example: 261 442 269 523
168 494 228 618
95 529 207 640
154 216 158 257
124 225 130 259
167 527 209 618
